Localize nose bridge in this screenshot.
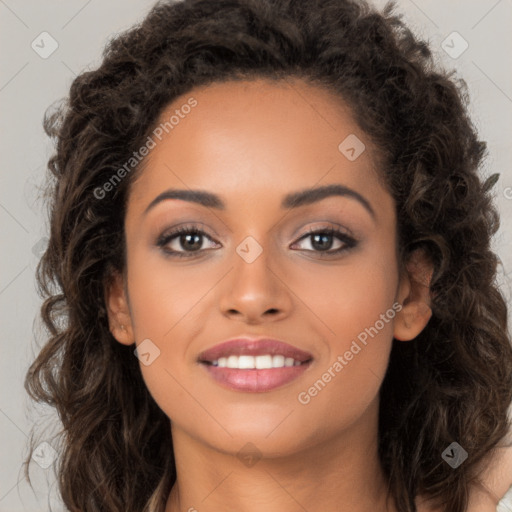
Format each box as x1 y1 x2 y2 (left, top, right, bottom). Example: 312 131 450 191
219 233 291 320
232 233 276 296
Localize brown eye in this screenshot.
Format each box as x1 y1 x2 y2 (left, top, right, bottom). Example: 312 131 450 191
292 227 357 257
156 225 219 258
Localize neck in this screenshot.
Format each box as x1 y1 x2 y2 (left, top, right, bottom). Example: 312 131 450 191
165 398 396 512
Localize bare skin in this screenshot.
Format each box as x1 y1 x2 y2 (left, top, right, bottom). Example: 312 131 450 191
467 445 512 511
105 76 468 512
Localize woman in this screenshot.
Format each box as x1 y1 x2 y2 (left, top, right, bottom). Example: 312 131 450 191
24 0 512 511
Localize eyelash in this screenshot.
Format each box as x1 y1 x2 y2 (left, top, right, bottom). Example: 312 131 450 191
156 223 358 259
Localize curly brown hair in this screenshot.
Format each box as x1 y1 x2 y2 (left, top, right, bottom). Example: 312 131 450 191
24 0 512 511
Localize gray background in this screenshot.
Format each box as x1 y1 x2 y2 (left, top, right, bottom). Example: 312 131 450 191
1 1 511 510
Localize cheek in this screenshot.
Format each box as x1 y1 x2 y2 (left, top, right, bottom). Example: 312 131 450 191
294 283 398 434
289 235 399 348
126 242 217 340
123 244 224 421
291 240 399 415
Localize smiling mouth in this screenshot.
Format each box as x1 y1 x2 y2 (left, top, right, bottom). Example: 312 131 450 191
197 337 314 392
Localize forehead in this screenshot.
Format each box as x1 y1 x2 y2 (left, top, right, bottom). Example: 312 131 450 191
127 77 388 215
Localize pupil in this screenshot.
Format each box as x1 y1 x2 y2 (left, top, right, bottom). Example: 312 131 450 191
312 233 332 251
182 233 201 251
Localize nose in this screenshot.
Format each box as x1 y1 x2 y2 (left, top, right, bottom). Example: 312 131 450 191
218 241 293 324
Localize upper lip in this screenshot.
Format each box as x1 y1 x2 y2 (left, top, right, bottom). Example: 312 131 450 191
198 337 313 363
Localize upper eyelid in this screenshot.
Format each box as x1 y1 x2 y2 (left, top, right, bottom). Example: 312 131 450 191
159 223 352 237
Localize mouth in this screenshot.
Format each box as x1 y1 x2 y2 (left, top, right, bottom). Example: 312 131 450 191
197 337 314 392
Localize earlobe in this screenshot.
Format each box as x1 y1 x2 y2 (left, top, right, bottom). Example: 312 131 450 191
393 247 434 342
393 301 432 341
104 270 135 346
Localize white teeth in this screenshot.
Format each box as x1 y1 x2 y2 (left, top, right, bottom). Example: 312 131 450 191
272 355 284 368
238 355 254 369
256 355 273 369
226 355 238 368
212 354 304 369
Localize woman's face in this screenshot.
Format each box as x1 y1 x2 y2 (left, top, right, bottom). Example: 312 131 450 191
112 78 408 457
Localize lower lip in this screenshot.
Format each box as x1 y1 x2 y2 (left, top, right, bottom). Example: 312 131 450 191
200 361 312 392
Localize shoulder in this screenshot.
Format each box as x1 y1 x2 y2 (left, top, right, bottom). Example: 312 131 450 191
411 445 512 512
474 445 512 510
415 445 512 512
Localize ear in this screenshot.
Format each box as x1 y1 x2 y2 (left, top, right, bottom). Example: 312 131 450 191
104 270 135 346
393 247 434 341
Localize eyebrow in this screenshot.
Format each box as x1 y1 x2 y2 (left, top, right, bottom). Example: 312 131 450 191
143 184 375 219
